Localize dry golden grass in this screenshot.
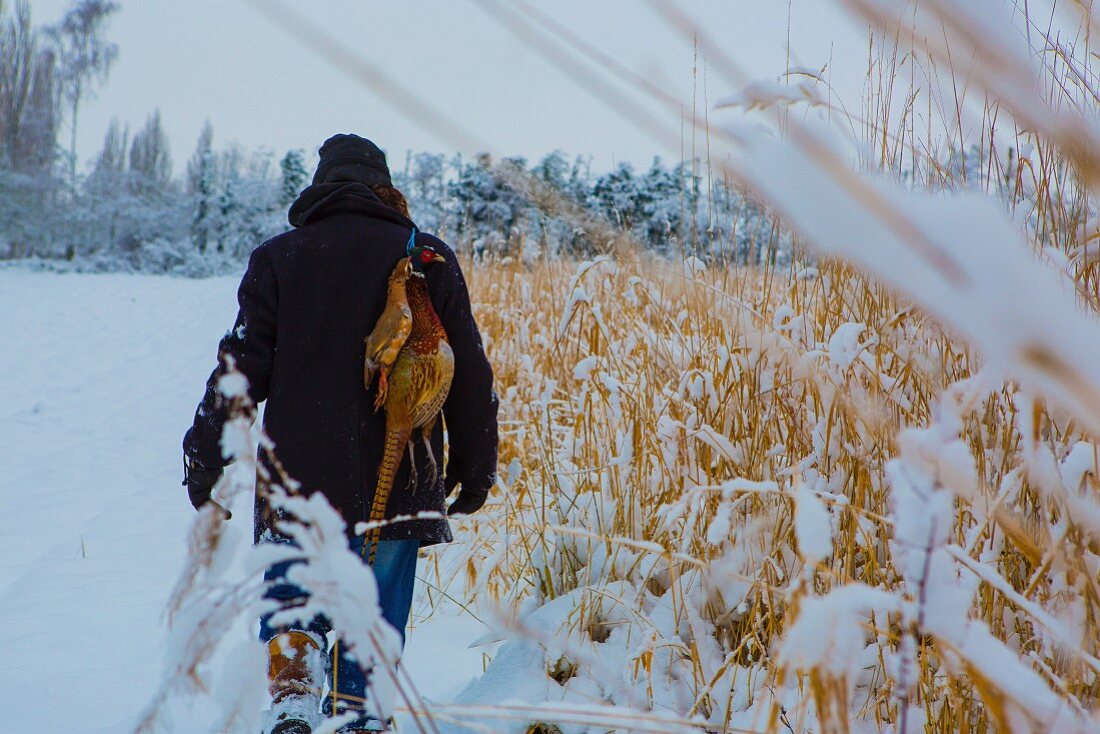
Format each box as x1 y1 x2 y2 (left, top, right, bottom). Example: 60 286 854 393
421 244 1100 732
410 4 1100 728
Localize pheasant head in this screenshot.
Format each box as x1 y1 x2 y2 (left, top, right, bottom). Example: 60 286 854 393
407 242 446 278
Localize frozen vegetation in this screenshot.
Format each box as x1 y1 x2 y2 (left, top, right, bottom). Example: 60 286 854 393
7 0 1100 733
0 2 787 274
1 138 789 275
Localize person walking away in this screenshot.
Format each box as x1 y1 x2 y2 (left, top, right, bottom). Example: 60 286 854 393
181 134 498 734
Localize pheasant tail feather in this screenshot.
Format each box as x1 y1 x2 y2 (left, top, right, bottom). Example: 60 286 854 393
363 424 411 564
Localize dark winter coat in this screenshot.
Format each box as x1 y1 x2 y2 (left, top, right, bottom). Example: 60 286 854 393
183 182 498 546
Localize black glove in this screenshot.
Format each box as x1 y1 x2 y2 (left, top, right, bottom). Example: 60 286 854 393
183 456 223 511
446 477 488 516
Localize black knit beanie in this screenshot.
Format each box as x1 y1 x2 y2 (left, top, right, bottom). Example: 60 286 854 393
312 133 392 186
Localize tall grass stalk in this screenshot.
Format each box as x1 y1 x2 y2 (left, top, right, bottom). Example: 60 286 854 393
422 3 1100 731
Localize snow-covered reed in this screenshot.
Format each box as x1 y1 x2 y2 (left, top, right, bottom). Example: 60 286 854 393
432 242 1100 733
135 360 438 734
424 3 1100 731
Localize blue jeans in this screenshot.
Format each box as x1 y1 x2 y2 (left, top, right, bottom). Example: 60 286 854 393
259 536 420 719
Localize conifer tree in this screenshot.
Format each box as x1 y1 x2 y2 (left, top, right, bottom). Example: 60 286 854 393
187 121 216 253
278 148 306 206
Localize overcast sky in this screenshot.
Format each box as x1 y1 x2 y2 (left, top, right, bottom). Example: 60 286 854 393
30 1 869 174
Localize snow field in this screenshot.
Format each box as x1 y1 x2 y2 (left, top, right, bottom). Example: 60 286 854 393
0 271 485 733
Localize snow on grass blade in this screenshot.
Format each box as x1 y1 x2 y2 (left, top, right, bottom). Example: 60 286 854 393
841 0 1100 190
136 359 438 734
731 124 1100 439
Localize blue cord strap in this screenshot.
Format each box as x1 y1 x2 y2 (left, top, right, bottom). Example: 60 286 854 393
406 227 418 255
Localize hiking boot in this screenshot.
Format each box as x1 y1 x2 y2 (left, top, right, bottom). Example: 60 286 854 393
270 721 313 734
337 716 389 733
262 630 324 734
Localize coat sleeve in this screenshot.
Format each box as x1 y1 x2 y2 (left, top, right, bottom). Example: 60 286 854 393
437 251 499 496
183 246 279 469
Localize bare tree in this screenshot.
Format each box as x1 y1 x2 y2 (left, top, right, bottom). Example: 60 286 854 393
87 114 126 196
129 108 171 190
93 115 127 174
0 1 32 166
0 0 58 171
18 45 59 172
49 0 118 190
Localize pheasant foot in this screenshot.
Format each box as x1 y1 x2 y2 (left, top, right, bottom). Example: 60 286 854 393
373 371 389 412
405 441 418 492
421 431 439 487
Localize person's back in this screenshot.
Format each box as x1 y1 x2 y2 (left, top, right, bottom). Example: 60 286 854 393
181 134 498 734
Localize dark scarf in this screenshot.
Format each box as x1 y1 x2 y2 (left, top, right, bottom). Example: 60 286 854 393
287 181 416 229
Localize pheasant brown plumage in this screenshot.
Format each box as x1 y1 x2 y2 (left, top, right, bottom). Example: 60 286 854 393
363 260 413 410
362 254 454 563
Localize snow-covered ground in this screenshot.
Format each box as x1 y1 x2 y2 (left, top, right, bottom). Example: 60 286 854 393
0 270 486 733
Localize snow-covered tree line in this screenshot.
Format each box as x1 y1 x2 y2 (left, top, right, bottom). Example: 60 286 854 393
395 150 785 264
4 135 787 274
0 1 788 274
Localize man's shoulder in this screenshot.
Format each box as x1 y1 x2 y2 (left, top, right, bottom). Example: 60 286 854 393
245 226 322 272
249 220 455 268
253 227 306 257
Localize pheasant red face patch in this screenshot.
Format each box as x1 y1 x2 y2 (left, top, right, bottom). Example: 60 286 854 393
419 249 436 264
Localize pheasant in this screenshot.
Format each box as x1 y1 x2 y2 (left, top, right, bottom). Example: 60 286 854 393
362 232 454 563
363 256 413 411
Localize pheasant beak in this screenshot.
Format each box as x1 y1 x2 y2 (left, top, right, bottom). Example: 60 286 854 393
431 254 446 263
